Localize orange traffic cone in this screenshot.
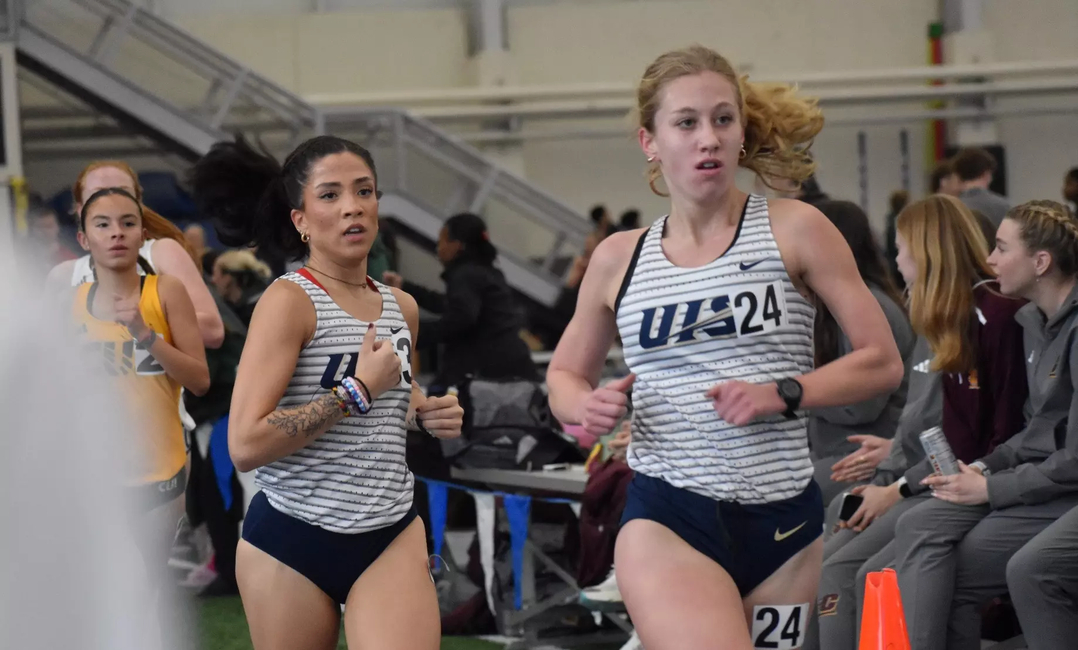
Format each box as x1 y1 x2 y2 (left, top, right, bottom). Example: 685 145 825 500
858 568 911 650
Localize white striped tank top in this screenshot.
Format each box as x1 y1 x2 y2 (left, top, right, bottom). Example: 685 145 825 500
615 194 816 504
255 270 414 533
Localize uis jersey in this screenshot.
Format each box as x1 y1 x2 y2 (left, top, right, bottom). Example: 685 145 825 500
615 194 816 504
72 275 185 484
254 269 415 534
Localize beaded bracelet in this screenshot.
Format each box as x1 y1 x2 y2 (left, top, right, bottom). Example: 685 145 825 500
330 386 355 416
340 376 372 415
352 376 373 405
338 378 364 412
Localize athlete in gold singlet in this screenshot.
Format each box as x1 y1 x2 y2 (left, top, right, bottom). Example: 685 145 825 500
71 187 209 642
73 273 190 490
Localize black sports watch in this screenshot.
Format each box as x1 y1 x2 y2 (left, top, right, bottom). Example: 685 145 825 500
776 378 803 419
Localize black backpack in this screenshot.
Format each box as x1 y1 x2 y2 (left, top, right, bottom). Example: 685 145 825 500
440 376 583 470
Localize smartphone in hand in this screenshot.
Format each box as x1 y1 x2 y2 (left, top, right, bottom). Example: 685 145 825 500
838 492 864 521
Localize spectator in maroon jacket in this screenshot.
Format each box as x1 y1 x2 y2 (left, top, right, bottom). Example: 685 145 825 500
895 194 1028 466
803 195 1028 650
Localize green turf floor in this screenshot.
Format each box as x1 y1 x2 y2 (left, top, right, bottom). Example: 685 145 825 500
198 596 503 650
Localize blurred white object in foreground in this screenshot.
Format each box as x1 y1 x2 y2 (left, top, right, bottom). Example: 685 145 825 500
0 282 189 650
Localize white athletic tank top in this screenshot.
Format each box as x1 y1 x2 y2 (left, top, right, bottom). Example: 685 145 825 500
71 239 155 285
255 270 415 533
615 194 816 504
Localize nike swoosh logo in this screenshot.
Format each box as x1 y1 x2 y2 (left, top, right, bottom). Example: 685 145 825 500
739 260 764 271
774 521 807 542
390 326 403 335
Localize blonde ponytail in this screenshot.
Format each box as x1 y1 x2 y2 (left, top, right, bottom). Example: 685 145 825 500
637 45 824 196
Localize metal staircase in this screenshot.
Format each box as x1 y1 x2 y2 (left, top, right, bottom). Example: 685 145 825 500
15 0 322 155
8 0 587 306
330 109 592 306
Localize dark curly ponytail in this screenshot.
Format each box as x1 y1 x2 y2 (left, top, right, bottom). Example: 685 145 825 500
189 135 380 262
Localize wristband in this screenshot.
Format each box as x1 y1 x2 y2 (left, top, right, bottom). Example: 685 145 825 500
415 415 434 437
341 376 371 415
352 376 373 404
337 380 361 411
135 328 157 348
339 378 364 413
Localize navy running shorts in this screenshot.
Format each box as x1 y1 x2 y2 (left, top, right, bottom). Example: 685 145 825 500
621 472 824 595
242 491 419 604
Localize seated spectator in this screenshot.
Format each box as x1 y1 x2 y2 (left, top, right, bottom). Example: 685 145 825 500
809 200 914 505
210 250 271 327
894 200 1078 650
1007 504 1078 650
807 195 1027 650
953 147 1010 230
383 212 537 389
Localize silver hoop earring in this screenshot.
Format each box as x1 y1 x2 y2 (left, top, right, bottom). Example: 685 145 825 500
647 156 656 163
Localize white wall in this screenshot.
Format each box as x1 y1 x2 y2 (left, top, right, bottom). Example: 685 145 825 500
505 0 1078 229
520 120 930 235
22 0 1078 243
169 0 949 232
176 10 471 94
509 0 938 84
508 0 940 230
985 0 1078 63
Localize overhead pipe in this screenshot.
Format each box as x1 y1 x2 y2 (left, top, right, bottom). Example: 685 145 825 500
444 102 1078 145
324 78 1078 124
310 59 1078 108
23 99 1078 157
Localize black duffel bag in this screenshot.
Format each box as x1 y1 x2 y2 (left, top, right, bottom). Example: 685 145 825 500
439 376 583 470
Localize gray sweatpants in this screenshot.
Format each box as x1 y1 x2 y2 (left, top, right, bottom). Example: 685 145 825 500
802 491 930 650
1007 503 1078 650
894 496 1078 650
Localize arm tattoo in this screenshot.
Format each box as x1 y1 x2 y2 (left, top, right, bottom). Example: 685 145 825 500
266 393 340 439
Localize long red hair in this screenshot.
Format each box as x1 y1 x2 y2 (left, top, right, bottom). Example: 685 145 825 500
74 161 198 263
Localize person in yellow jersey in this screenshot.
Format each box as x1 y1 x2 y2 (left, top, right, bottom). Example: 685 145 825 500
71 187 209 625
